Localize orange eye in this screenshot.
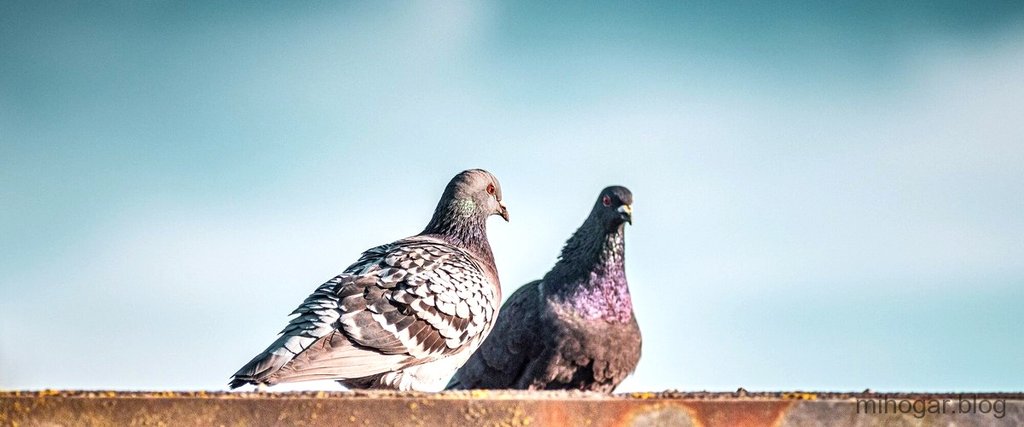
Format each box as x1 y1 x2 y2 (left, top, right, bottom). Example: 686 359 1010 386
486 183 496 195
602 195 612 206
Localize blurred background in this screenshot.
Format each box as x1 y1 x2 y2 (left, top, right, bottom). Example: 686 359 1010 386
2 1 1022 392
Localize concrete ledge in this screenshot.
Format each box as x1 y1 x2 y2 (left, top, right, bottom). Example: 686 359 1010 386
2 390 1022 426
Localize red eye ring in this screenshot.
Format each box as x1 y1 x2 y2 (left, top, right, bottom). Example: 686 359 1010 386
486 183 496 195
602 195 612 206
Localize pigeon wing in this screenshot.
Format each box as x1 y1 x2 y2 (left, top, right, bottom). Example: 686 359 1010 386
230 236 498 387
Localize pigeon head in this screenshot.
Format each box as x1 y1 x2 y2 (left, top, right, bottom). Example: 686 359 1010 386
422 169 509 253
590 186 633 230
442 169 509 222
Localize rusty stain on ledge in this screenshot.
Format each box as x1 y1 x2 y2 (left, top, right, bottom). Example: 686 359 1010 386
2 390 1022 426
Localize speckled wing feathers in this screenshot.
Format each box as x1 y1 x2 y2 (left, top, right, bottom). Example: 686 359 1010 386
338 239 497 359
230 236 498 388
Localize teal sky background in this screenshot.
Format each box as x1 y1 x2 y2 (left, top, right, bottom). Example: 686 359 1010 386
2 1 1023 392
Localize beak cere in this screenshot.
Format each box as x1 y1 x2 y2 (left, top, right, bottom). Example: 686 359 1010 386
499 203 510 222
617 204 633 224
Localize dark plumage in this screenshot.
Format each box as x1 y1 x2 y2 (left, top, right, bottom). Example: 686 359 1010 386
230 169 509 391
447 186 640 393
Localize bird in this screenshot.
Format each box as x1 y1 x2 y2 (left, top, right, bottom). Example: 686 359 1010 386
447 186 639 393
230 169 509 391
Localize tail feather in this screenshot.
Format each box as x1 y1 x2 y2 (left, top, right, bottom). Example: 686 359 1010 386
230 348 295 389
229 331 413 389
229 331 319 389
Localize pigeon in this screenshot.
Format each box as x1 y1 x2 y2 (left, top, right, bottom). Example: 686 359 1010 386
230 169 509 391
447 186 639 393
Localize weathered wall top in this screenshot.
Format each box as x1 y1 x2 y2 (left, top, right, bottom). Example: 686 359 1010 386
2 390 1022 426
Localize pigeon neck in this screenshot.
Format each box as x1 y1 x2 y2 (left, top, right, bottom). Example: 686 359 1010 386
544 219 632 323
421 198 495 267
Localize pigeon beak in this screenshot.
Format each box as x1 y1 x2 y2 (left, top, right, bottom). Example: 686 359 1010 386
498 203 510 222
617 204 632 224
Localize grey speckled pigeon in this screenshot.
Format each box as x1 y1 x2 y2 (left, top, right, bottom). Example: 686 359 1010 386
230 169 509 391
447 186 639 393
